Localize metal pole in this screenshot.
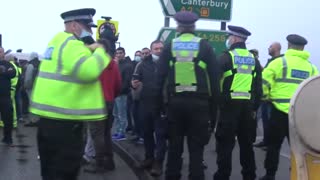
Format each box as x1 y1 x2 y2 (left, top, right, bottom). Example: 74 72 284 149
0 34 2 47
116 42 121 48
220 22 227 30
164 17 170 27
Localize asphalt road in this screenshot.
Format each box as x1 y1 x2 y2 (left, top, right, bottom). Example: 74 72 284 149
0 124 138 180
115 118 291 180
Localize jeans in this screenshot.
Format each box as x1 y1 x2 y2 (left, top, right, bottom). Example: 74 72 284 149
113 95 128 135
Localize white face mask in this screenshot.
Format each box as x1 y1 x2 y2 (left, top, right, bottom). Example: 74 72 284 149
134 56 141 62
152 54 159 62
80 29 92 38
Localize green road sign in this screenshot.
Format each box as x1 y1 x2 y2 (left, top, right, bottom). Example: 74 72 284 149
159 0 232 21
157 28 227 55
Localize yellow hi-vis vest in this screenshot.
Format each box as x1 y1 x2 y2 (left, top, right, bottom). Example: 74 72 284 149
0 61 19 127
169 33 212 96
10 61 19 90
171 33 201 93
221 49 256 100
30 32 111 121
262 49 319 113
10 61 19 124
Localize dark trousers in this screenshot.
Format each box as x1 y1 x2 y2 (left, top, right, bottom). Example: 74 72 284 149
141 100 167 162
37 118 84 180
133 100 143 138
0 97 13 142
165 96 211 180
105 102 114 160
21 89 29 115
15 89 22 120
126 93 134 131
261 101 271 143
88 120 107 167
214 101 256 180
264 105 289 176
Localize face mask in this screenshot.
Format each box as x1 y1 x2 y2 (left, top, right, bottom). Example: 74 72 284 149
225 38 231 49
134 56 141 62
80 29 92 38
152 54 159 62
79 29 95 45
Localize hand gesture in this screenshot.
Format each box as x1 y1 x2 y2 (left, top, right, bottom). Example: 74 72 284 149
87 43 104 51
131 80 141 89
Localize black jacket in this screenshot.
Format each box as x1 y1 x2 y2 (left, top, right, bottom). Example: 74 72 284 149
219 42 262 110
264 54 284 68
0 60 16 97
157 34 220 108
133 55 161 102
118 57 134 95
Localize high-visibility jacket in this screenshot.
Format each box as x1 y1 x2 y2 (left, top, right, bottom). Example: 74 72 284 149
221 49 256 100
30 32 111 121
168 33 211 96
0 61 19 127
10 61 19 90
262 49 319 113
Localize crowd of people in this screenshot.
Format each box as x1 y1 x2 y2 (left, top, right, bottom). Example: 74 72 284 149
0 49 40 135
0 7 319 180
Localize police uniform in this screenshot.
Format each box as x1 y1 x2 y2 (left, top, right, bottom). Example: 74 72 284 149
260 35 319 180
214 25 262 180
157 11 220 180
0 58 16 145
0 59 19 128
31 8 111 180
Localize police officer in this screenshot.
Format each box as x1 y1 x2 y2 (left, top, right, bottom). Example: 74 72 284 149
30 8 111 180
214 25 262 180
0 54 19 129
157 11 220 180
8 55 20 128
0 47 16 146
259 35 318 180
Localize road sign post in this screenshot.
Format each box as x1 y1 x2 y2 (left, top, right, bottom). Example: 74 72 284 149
157 28 227 55
164 17 170 27
160 0 232 21
220 22 227 30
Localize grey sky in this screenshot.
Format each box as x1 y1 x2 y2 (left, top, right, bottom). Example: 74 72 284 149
1 0 319 67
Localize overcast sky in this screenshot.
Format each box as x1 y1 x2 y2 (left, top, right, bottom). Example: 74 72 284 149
0 0 319 67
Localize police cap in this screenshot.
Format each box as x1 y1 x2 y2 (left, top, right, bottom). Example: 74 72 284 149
61 8 97 28
227 25 251 39
174 11 199 26
287 34 308 46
